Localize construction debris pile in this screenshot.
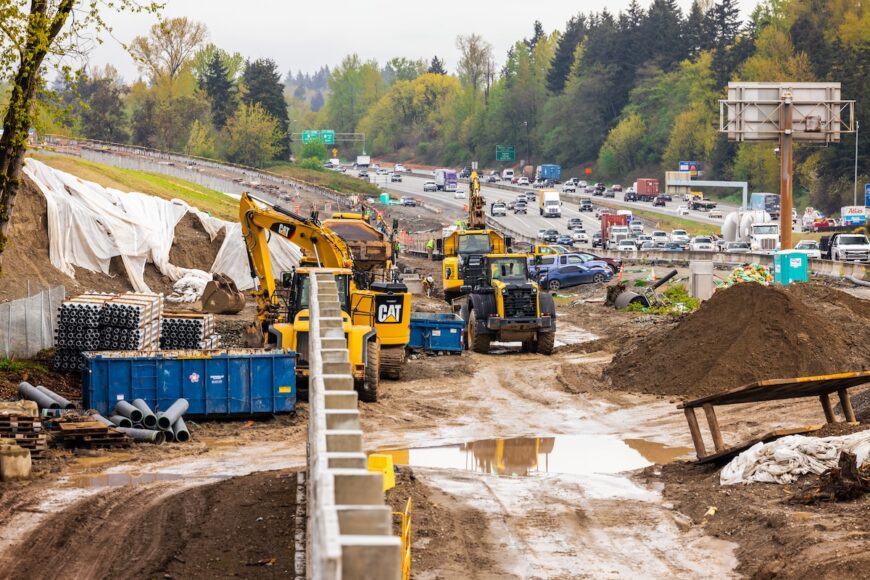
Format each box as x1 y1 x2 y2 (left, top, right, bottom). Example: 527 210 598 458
53 292 219 372
606 283 870 399
717 264 774 288
160 314 219 350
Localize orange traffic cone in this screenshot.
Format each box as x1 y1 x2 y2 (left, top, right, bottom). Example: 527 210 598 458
650 267 657 282
618 268 624 283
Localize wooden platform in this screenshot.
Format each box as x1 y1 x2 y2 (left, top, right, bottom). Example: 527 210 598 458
678 371 870 463
49 419 130 449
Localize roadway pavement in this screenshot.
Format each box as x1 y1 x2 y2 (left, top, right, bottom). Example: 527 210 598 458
379 172 729 242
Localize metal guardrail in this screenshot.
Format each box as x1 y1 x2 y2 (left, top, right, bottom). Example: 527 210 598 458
307 272 401 580
40 135 357 211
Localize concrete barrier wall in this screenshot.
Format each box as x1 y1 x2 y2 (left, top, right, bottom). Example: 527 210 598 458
307 272 401 580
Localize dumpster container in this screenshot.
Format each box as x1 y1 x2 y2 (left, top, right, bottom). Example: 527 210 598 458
408 313 464 353
83 349 296 417
773 251 809 285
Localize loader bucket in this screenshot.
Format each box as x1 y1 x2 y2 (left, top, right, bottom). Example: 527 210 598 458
201 273 246 314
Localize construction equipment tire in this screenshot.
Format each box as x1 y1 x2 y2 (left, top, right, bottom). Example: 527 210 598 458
536 332 555 355
359 340 380 403
379 345 405 380
468 309 491 354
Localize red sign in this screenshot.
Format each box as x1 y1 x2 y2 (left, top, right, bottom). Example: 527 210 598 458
584 167 593 175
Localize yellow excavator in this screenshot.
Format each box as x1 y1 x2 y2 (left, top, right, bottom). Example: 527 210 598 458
321 213 411 379
442 170 557 354
239 193 380 401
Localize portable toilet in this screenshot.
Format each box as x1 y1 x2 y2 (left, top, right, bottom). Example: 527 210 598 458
773 251 808 285
379 192 391 205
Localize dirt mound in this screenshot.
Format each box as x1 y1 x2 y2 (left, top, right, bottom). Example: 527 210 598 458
169 212 225 270
0 177 223 301
605 283 870 399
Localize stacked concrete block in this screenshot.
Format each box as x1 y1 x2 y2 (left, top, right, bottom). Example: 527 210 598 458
307 272 401 580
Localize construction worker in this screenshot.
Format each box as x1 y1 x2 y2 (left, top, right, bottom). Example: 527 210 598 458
394 240 401 256
426 238 435 260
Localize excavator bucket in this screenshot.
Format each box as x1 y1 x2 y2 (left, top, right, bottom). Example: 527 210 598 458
201 273 246 314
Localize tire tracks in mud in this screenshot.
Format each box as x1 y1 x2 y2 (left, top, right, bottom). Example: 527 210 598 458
0 483 208 579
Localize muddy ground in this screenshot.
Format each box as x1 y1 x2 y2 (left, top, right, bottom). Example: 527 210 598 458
3 274 870 577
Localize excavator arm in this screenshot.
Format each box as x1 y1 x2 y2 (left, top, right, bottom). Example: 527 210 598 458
239 192 353 320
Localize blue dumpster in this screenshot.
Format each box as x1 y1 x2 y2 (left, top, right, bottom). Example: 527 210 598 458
408 313 464 353
83 349 296 417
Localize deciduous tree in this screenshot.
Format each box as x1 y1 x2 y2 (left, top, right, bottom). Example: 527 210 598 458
129 17 207 85
220 103 281 167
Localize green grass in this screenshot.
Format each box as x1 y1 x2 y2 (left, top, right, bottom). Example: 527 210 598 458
625 284 699 316
0 358 46 373
265 162 381 196
30 153 239 221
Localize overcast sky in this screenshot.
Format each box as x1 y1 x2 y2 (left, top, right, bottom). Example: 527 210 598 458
88 0 760 82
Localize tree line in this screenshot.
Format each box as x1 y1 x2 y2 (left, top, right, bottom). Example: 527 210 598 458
32 0 869 214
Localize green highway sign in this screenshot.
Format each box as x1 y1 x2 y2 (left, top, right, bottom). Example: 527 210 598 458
496 145 515 162
322 130 335 145
302 130 321 144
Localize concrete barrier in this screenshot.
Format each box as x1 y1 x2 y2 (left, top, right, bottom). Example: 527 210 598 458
307 271 401 580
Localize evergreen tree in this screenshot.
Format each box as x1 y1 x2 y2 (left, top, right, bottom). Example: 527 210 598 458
642 0 686 70
428 55 447 75
546 15 586 94
242 58 289 157
685 0 708 58
80 73 130 143
201 53 237 130
311 91 325 113
706 0 741 48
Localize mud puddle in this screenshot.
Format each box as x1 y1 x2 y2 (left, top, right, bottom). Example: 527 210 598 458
489 324 598 354
377 434 690 477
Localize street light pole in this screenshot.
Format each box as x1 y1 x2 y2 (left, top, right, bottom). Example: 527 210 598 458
854 120 860 206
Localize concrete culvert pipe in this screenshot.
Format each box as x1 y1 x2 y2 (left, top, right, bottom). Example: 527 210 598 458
113 400 143 423
91 413 115 428
18 382 61 410
163 429 176 443
131 399 158 429
171 416 190 443
118 427 166 444
156 398 189 430
35 385 76 410
108 415 133 428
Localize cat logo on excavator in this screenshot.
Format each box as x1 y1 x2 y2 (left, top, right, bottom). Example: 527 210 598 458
375 295 404 324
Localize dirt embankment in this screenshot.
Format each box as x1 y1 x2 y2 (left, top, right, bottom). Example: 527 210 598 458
606 283 870 400
0 469 298 579
0 177 226 302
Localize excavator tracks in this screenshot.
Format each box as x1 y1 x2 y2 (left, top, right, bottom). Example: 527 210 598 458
379 345 406 380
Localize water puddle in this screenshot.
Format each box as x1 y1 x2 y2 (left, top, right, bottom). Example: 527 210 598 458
69 472 185 489
375 434 690 477
489 327 599 354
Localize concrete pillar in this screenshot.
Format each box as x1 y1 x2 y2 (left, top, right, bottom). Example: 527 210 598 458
689 261 714 301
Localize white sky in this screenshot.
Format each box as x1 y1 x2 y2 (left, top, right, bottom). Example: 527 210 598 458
87 0 760 83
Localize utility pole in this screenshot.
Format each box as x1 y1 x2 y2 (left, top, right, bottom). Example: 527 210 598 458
779 91 794 250
855 120 860 206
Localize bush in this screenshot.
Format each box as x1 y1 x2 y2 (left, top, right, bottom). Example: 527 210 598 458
301 138 328 161
298 157 324 171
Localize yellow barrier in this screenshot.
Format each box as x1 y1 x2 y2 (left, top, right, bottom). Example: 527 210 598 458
367 453 396 491
393 498 412 580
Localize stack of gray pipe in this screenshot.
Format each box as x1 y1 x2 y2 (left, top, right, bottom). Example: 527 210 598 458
19 382 76 410
99 397 190 444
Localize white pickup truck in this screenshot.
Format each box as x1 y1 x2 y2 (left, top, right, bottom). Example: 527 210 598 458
823 233 870 262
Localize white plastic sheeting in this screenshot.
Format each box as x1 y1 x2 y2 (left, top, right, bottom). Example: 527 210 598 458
22 158 301 296
720 432 870 485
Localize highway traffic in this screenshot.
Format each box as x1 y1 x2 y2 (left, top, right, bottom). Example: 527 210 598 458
381 170 731 243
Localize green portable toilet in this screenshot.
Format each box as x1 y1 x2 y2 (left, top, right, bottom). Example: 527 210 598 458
379 192 391 205
773 251 808 285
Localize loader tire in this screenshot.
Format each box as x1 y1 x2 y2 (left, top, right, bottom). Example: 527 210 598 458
359 340 380 403
535 332 555 355
468 309 491 354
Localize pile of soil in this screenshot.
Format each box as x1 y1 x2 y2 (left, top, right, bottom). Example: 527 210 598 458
0 176 225 302
606 283 870 400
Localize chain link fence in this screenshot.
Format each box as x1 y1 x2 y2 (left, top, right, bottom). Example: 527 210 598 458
1 286 65 358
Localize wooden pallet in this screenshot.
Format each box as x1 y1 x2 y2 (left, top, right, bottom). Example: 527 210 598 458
0 414 48 458
49 420 130 449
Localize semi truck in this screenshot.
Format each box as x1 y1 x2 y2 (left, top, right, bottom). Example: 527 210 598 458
536 164 561 183
636 178 660 202
601 214 630 249
537 189 562 218
434 169 458 192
